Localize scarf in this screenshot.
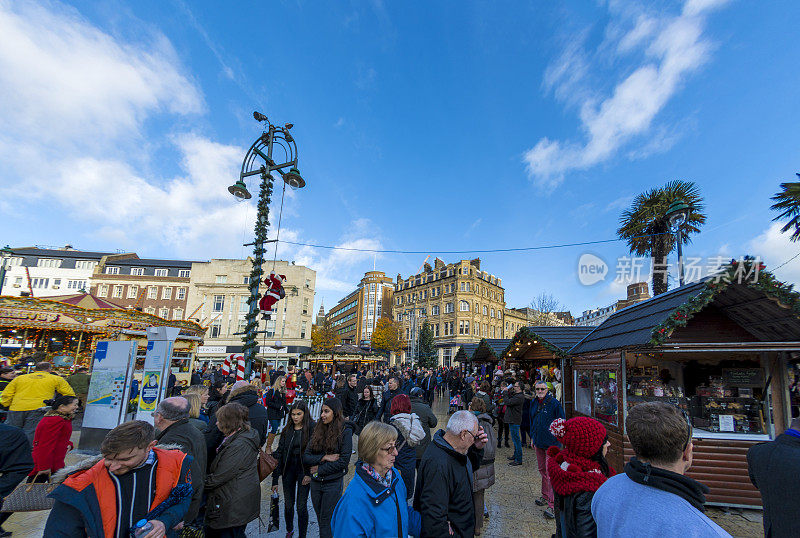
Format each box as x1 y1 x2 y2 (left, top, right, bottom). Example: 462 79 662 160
546 445 613 495
624 457 708 512
361 462 392 488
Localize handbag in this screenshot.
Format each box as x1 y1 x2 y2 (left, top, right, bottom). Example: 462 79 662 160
1 477 56 512
258 449 278 482
268 492 280 532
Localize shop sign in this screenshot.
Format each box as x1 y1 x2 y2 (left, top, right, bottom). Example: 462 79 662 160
198 345 227 354
0 308 60 323
722 368 763 388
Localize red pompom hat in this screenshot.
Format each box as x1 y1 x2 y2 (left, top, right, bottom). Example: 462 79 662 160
554 416 608 458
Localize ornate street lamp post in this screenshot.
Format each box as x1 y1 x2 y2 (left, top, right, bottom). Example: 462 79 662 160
666 199 690 287
228 112 306 378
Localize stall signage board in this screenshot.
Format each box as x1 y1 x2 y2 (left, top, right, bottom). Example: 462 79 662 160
198 345 227 354
83 341 137 430
135 326 180 424
722 368 763 388
719 414 736 432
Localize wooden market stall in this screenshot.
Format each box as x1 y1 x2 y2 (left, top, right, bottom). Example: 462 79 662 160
568 260 800 508
502 326 595 408
0 293 205 385
454 343 479 373
302 344 387 373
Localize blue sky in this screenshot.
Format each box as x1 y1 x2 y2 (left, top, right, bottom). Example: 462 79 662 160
2 0 800 317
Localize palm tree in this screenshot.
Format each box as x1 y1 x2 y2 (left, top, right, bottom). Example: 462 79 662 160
617 180 706 295
770 175 800 241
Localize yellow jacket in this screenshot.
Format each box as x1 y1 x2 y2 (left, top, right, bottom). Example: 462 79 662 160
0 371 76 411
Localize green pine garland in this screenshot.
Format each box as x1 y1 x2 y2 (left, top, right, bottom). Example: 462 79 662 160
500 327 566 359
648 256 800 345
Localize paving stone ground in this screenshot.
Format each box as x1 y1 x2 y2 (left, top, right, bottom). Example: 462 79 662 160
5 395 764 537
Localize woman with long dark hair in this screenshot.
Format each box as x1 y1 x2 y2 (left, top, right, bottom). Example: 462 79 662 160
264 375 287 453
352 385 378 434
546 417 614 537
272 400 315 538
303 398 353 538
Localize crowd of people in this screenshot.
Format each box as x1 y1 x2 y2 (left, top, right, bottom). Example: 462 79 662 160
0 359 795 537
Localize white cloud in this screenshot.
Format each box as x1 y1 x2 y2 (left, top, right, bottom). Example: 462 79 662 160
524 0 729 190
747 223 800 286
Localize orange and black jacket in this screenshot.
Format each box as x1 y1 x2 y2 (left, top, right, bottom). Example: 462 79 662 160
44 448 192 538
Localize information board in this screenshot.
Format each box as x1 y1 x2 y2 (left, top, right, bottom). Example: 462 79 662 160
83 341 137 430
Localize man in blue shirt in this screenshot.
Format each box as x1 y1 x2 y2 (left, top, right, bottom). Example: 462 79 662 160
591 402 730 537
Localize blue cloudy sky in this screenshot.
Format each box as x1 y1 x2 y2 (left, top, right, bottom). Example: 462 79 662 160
2 0 799 316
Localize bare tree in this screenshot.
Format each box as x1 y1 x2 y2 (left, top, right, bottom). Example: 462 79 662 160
528 292 565 326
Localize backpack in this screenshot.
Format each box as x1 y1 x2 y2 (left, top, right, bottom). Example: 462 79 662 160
393 413 426 447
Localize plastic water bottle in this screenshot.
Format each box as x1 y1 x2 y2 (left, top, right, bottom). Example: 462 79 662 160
133 519 153 537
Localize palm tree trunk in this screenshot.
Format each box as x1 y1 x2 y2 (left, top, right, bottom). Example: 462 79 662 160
651 238 669 295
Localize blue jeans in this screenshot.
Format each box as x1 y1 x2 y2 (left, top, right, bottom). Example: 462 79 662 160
510 424 522 463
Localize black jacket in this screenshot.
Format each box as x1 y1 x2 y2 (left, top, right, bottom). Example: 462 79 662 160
303 421 354 483
748 431 800 538
380 388 403 422
205 428 261 529
0 423 33 497
206 389 268 462
410 396 438 460
156 418 208 524
503 390 525 425
554 490 596 538
413 429 483 538
272 419 316 486
338 386 359 419
352 399 379 434
263 388 287 421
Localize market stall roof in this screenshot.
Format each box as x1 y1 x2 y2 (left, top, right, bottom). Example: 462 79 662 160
473 339 511 362
455 343 478 362
48 292 125 310
570 259 800 355
503 325 596 359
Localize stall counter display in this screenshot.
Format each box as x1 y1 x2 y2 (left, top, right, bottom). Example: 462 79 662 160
626 368 689 415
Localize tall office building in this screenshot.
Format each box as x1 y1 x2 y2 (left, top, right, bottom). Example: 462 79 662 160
327 271 394 345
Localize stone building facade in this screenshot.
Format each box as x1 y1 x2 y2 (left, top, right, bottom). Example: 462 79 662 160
503 307 528 338
394 258 505 367
186 259 315 368
89 255 193 321
327 270 394 345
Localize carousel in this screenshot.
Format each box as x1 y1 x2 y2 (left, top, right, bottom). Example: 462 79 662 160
302 344 387 372
0 292 205 384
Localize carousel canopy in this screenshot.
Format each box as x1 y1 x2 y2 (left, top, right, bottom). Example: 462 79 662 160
47 292 125 310
570 259 800 355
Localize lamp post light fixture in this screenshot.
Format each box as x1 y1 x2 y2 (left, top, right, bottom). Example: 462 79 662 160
666 199 690 287
229 112 306 378
0 245 14 296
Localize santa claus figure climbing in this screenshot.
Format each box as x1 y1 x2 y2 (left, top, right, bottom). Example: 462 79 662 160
258 270 286 319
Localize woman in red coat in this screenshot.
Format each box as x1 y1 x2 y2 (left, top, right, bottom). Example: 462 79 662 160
29 394 78 480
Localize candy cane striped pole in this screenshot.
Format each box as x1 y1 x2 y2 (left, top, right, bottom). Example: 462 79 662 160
236 356 245 381
222 354 231 376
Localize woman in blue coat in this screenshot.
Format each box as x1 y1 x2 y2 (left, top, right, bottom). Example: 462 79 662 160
332 421 420 538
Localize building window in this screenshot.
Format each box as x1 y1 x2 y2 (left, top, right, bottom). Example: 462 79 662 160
209 320 222 338
112 285 123 298
144 306 156 315
303 297 309 315
178 269 190 278
105 266 119 275
131 267 145 276
159 307 169 318
243 276 250 285
37 258 62 268
31 277 49 289
147 286 158 299
75 260 96 270
431 305 440 316
305 278 311 289
173 308 184 320
459 300 470 312
98 284 108 297
483 305 488 315
239 296 248 312
237 319 247 333
212 295 225 312
490 309 495 318
176 288 186 300
127 285 139 299
155 269 168 277
459 320 470 335
445 302 454 313
473 324 479 335
301 321 307 339
162 287 172 300
433 323 440 337
215 275 227 284
68 280 87 290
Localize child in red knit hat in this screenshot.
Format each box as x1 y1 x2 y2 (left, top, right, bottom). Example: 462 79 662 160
546 417 614 537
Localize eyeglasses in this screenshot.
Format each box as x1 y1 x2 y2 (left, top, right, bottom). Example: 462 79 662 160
379 444 399 454
680 410 693 451
462 430 477 440
535 388 548 392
